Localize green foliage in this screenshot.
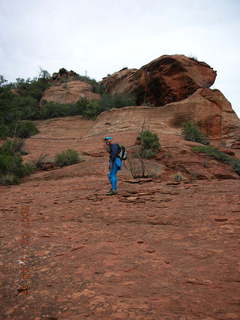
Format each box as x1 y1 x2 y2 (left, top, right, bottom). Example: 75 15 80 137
0 174 20 185
0 124 9 138
9 121 39 138
0 88 23 124
54 149 80 167
0 151 22 176
0 119 39 139
14 76 50 101
34 93 136 120
0 75 7 86
192 145 228 162
137 130 160 159
0 139 34 185
182 121 209 145
75 98 101 120
0 73 50 138
0 72 136 133
35 102 77 119
0 88 38 125
38 69 51 80
76 75 105 94
0 138 24 155
232 161 240 175
100 93 136 109
192 145 240 175
22 162 36 175
75 94 136 119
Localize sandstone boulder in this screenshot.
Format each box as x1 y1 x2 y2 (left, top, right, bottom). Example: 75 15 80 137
166 88 240 139
101 55 217 106
41 80 100 105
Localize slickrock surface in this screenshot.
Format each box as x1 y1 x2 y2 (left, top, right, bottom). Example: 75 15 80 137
1 173 240 320
1 115 240 320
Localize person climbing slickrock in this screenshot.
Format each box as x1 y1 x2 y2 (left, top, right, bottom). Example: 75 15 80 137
104 136 122 195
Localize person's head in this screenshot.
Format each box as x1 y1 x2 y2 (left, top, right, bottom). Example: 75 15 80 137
103 136 112 145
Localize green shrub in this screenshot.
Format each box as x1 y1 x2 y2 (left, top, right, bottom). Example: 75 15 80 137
54 149 80 167
0 124 10 138
0 139 33 185
0 84 39 138
0 73 136 126
182 121 209 145
11 96 38 120
232 160 240 175
0 174 20 185
76 75 105 94
99 93 136 110
0 152 25 178
0 78 48 121
0 74 49 138
137 130 160 159
74 93 136 120
22 162 36 175
192 146 229 162
8 121 39 138
192 145 240 175
0 138 24 155
75 98 101 120
15 76 50 101
35 102 78 119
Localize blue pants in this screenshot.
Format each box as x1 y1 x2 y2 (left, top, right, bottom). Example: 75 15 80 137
108 159 121 191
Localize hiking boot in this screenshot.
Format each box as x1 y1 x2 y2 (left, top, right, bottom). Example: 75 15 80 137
106 190 117 196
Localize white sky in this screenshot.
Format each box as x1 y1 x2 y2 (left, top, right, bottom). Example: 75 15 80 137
0 0 239 116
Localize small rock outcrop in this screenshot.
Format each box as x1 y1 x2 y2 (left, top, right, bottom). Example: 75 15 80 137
51 68 80 82
41 81 100 105
102 55 217 106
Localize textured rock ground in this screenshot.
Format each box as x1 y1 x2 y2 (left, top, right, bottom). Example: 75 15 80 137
1 114 240 320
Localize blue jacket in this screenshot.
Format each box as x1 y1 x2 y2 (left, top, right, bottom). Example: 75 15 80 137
108 143 122 169
109 143 120 162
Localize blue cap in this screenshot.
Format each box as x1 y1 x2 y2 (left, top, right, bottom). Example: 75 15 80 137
104 136 112 141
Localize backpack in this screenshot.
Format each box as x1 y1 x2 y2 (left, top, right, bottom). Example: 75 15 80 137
117 144 127 160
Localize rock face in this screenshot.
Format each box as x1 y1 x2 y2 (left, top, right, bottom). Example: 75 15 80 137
102 55 217 106
41 81 100 105
90 88 240 141
101 67 137 95
166 88 240 139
